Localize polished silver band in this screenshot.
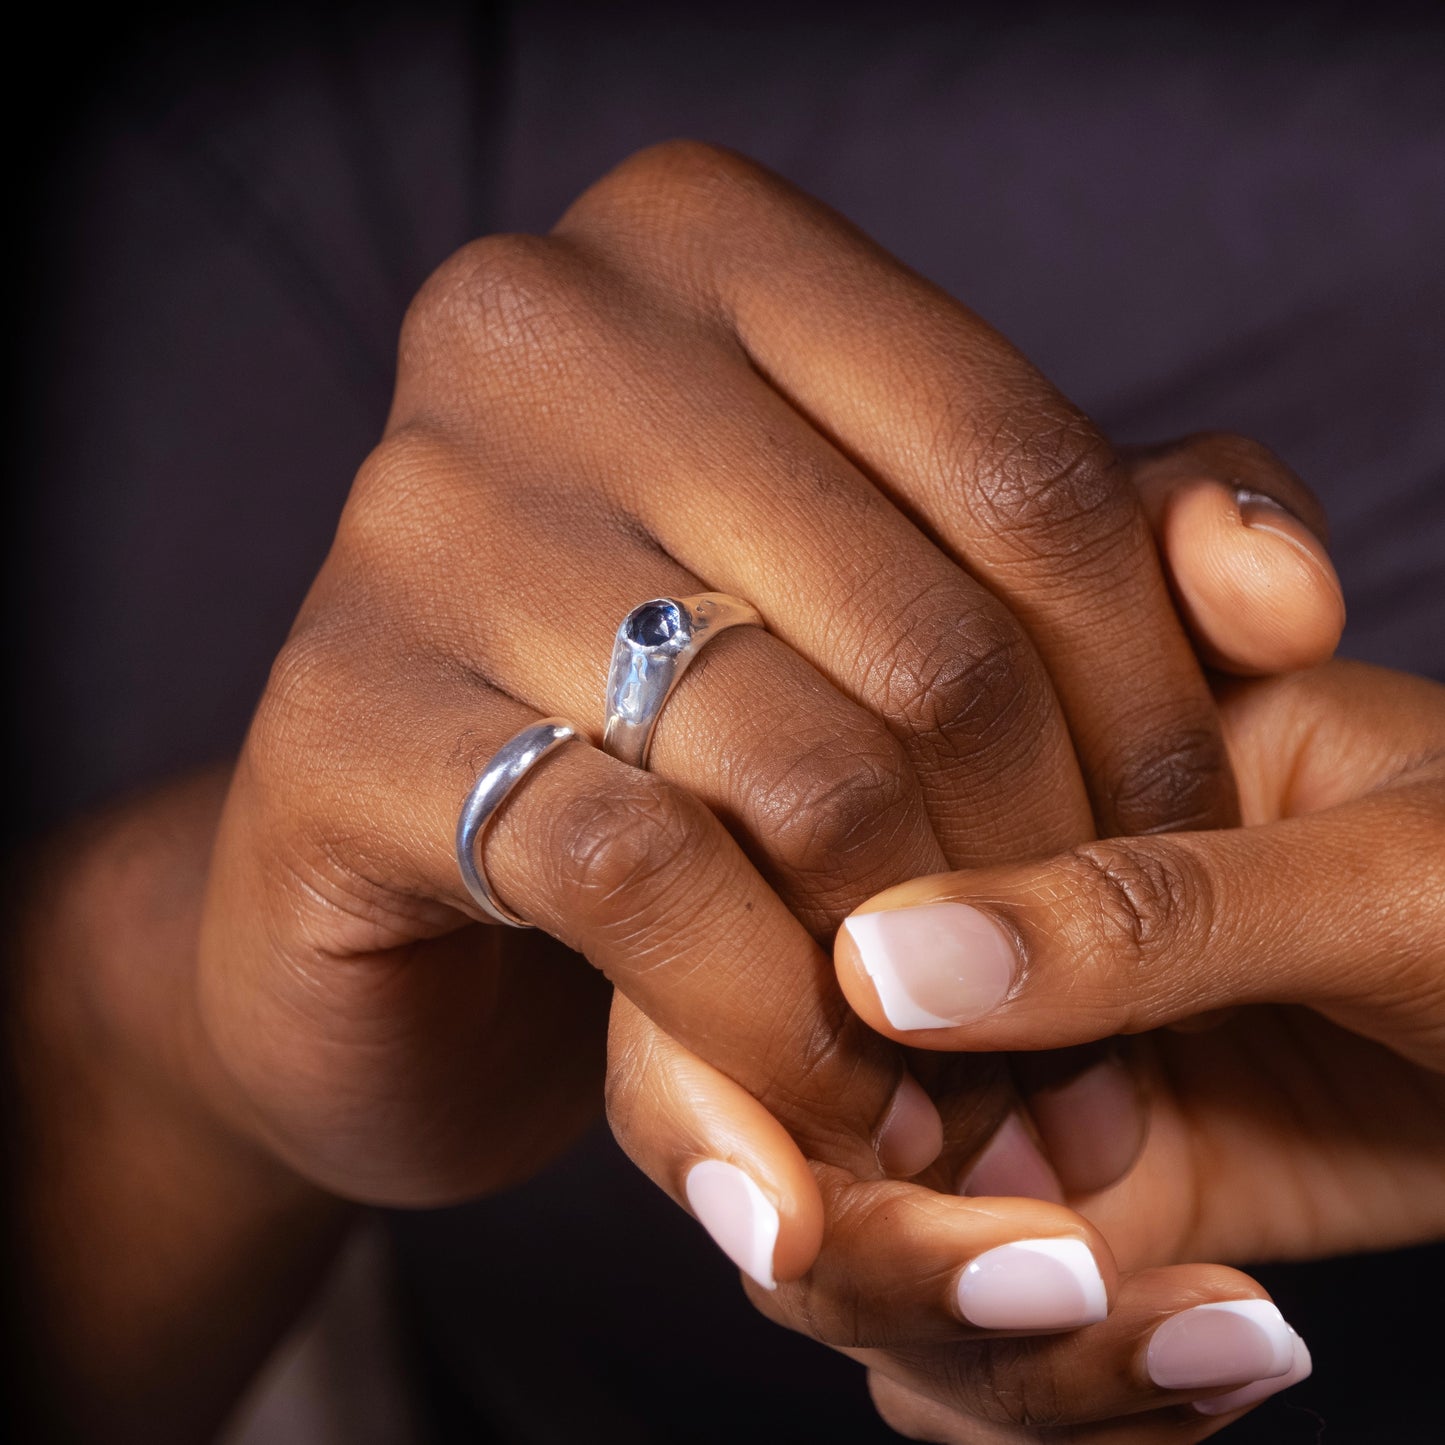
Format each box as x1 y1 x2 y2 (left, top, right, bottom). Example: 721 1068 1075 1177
455 717 584 927
602 592 763 770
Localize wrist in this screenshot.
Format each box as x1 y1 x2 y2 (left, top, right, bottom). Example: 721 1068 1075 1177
10 768 348 1440
17 767 310 1186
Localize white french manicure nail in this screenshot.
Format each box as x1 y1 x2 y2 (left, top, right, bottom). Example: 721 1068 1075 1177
842 904 1017 1031
684 1159 779 1291
1194 1327 1312 1415
955 1237 1108 1331
1147 1298 1294 1391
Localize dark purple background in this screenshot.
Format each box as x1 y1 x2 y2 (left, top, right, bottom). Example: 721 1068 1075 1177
12 3 1444 1440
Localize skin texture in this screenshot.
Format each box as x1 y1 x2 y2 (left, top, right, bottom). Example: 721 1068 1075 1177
838 659 1445 1263
10 774 352 1444
7 144 1360 1441
620 661 1444 1442
189 141 1254 1213
9 477 1329 1444
1127 435 1345 677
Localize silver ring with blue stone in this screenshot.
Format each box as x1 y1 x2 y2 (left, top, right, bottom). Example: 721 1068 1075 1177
602 593 764 769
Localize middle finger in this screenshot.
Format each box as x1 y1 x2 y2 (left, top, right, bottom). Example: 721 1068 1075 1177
391 231 1097 880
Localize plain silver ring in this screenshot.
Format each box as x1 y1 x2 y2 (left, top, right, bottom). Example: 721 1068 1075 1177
602 593 763 770
455 717 584 927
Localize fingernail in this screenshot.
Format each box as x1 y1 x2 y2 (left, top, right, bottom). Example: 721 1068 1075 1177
684 1160 779 1291
1235 487 1340 587
957 1114 1065 1203
1147 1299 1295 1392
875 1071 945 1178
1194 1327 1311 1415
842 904 1017 1031
1234 486 1306 527
1027 1058 1146 1195
955 1238 1108 1331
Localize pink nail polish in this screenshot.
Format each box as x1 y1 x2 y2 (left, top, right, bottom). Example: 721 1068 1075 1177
1194 1328 1312 1415
955 1238 1107 1331
957 1114 1065 1203
1147 1299 1295 1391
842 904 1017 1031
684 1160 779 1291
875 1071 944 1178
1027 1058 1146 1195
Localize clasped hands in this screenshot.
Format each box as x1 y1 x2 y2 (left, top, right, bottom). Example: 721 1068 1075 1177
186 144 1445 1441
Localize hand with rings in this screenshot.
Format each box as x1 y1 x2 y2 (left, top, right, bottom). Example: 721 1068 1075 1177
178 144 1368 1437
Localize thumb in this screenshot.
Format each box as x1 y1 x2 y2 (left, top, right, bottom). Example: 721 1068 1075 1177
1129 431 1345 676
834 671 1445 1065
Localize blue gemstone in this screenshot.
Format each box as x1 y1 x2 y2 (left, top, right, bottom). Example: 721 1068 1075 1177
628 600 682 648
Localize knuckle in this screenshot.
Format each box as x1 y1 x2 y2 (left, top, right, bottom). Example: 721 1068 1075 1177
548 771 715 926
967 400 1135 567
757 722 921 897
399 232 588 383
903 1335 1073 1434
1062 838 1209 1001
557 140 783 286
337 429 468 564
800 1190 933 1350
344 435 410 526
876 593 1048 762
754 994 888 1168
567 138 763 229
1104 711 1234 834
609 137 759 191
243 632 417 954
980 1354 1074 1432
772 1255 879 1352
249 625 354 797
789 1277 875 1351
965 1344 1066 1430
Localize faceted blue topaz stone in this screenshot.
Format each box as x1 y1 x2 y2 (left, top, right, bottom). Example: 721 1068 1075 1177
626 598 686 649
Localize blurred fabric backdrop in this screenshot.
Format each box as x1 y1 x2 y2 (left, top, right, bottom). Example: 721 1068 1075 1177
11 3 1444 1440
